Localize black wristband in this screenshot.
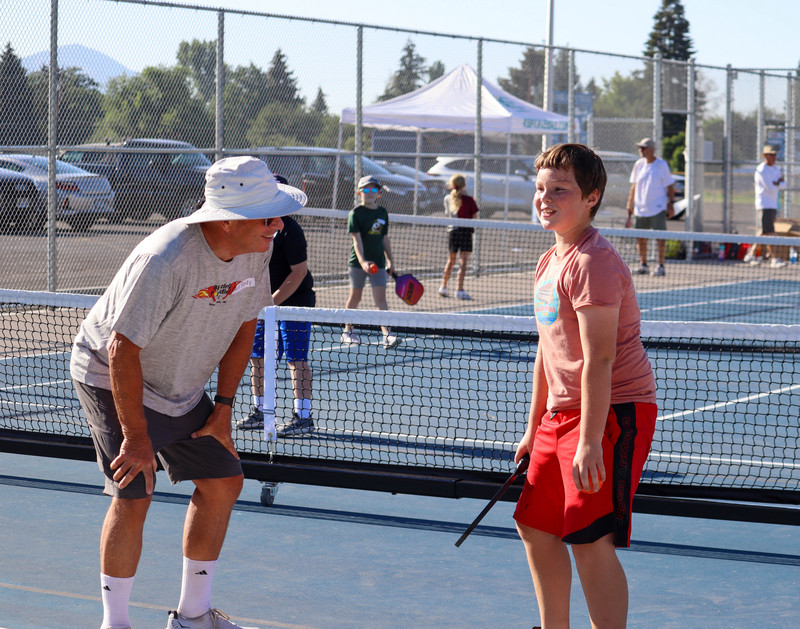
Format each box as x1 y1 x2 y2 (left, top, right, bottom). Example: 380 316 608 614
214 394 235 406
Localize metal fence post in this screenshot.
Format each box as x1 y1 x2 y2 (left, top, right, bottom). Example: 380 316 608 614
567 49 575 144
785 72 795 217
653 54 662 151
723 64 734 233
473 38 483 277
47 0 58 292
354 25 363 192
685 60 698 233
757 70 765 160
214 11 224 162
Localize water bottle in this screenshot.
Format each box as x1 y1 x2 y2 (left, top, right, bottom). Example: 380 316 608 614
790 247 798 265
718 243 725 261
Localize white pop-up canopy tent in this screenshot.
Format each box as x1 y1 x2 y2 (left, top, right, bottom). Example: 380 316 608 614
341 62 569 135
340 63 570 216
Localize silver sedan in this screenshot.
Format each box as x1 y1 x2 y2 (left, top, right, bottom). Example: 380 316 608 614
0 154 114 230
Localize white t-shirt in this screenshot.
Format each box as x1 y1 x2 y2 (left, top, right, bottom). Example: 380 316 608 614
754 162 785 210
629 157 675 217
70 221 272 416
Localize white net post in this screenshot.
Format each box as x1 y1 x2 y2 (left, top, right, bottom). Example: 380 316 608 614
261 306 278 442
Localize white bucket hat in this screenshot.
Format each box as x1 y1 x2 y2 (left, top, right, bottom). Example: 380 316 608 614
183 156 306 224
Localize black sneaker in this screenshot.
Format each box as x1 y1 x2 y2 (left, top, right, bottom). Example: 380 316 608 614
277 413 314 437
236 406 264 430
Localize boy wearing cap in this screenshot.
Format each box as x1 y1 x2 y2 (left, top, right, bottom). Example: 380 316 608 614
342 175 401 349
71 156 306 629
626 137 676 277
753 145 787 267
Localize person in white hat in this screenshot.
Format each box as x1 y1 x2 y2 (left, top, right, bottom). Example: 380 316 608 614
70 156 305 629
626 138 676 277
752 145 787 267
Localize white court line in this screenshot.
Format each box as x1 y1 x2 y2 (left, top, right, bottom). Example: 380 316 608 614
1 378 71 392
0 582 314 629
657 382 800 422
647 450 800 470
641 289 800 313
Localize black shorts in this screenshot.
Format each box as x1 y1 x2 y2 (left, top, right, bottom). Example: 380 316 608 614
448 227 474 253
759 208 777 234
74 381 243 499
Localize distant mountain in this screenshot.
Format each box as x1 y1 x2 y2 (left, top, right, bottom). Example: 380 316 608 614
21 44 137 90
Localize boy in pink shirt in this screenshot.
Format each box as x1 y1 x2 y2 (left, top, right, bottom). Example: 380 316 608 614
514 144 657 628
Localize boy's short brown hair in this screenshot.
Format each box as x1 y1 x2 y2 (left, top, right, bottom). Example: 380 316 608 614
535 144 607 217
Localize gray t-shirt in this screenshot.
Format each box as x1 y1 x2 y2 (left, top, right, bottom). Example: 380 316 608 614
70 221 272 416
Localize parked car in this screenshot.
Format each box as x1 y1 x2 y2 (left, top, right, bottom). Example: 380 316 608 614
0 154 114 230
426 156 537 215
253 147 430 213
60 139 210 221
375 160 450 213
0 168 42 232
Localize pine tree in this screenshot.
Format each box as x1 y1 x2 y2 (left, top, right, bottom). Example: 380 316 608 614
378 39 427 101
498 46 580 108
428 61 445 83
265 49 303 107
310 87 328 114
644 0 695 61
0 43 38 144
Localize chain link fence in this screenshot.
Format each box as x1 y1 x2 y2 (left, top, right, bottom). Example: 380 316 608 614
2 0 799 293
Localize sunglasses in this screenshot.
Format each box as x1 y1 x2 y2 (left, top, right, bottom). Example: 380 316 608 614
360 187 381 193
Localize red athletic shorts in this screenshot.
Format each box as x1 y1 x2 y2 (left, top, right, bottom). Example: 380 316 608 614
513 402 657 548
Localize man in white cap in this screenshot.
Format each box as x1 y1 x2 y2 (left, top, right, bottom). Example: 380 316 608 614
752 144 787 267
626 137 676 276
70 156 306 629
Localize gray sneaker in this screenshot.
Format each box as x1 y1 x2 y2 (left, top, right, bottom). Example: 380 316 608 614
651 265 666 277
166 608 258 629
382 334 402 349
276 413 314 437
236 407 264 430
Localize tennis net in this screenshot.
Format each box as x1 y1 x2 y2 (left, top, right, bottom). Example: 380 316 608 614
1 289 799 521
296 208 800 325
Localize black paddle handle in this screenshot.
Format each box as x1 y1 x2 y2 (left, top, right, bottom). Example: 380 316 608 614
454 454 530 547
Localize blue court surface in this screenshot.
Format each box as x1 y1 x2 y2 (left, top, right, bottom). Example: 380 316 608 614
484 277 800 325
1 451 798 629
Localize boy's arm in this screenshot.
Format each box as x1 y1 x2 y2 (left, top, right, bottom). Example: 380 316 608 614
272 261 307 306
350 232 371 273
515 346 548 463
574 304 619 493
383 234 394 274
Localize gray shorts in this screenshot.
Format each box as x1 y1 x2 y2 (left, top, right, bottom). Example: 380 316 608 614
349 265 388 289
74 381 243 499
634 211 668 231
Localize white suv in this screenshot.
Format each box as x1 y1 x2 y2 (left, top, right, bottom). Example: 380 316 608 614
426 156 536 216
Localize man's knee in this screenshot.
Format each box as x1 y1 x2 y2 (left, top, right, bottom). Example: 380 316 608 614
195 474 244 500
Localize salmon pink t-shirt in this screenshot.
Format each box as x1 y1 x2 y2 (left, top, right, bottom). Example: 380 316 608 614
533 227 656 411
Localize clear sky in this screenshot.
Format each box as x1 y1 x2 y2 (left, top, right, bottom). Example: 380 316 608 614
7 0 800 115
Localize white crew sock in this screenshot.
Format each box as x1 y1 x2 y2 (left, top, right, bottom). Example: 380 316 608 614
254 395 266 412
295 398 311 419
177 557 217 619
100 573 134 629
